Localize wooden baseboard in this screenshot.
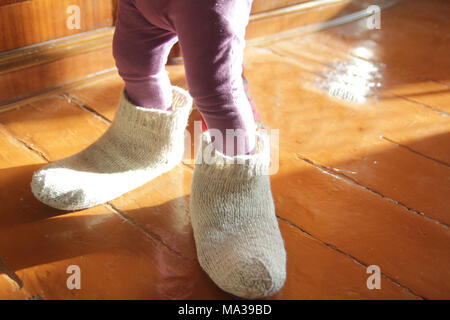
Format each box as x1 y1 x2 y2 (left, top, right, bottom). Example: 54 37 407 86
0 0 396 111
247 0 402 46
247 0 351 39
0 27 116 107
0 0 116 52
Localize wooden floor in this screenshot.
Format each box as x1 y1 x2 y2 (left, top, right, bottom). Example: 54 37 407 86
0 0 449 299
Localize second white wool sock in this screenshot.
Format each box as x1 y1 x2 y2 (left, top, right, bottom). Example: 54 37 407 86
190 130 286 299
31 86 192 210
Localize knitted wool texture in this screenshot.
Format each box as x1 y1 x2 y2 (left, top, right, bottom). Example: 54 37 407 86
190 130 286 299
31 86 192 210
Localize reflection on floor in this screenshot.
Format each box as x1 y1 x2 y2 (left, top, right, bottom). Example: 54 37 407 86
0 0 449 299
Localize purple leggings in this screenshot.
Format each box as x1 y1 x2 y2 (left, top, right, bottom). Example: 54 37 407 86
113 0 256 155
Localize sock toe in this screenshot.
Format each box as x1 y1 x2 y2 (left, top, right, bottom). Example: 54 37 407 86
31 167 89 210
221 257 285 299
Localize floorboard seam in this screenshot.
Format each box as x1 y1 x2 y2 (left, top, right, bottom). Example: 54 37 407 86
294 153 449 229
390 93 450 118
0 123 50 162
381 136 450 168
60 93 112 125
0 256 23 290
180 162 194 171
299 33 449 94
260 44 450 120
0 256 39 299
277 215 425 299
104 202 193 262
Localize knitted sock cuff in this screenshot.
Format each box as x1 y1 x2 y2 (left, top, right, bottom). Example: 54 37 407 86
194 129 271 180
114 86 193 136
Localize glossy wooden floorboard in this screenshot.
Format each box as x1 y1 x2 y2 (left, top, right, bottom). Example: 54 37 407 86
241 0 449 299
0 101 227 299
0 96 109 161
246 52 449 231
0 0 448 299
0 85 415 299
0 206 230 299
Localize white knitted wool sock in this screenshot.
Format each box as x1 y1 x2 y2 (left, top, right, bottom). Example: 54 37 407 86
190 130 286 299
31 86 192 210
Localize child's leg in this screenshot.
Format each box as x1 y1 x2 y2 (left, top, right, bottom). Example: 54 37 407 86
163 0 287 298
113 0 177 109
171 0 257 156
30 0 194 210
